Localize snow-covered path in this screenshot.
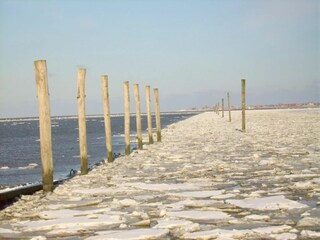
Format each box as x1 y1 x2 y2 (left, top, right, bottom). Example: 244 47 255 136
1 109 320 239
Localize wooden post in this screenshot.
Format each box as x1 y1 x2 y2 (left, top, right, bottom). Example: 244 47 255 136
145 85 154 144
133 84 143 150
217 102 220 115
227 92 231 122
124 81 130 155
101 75 113 162
241 79 246 131
34 60 54 192
77 68 88 174
221 98 224 118
153 88 161 142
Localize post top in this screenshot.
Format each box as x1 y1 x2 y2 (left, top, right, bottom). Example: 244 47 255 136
34 60 47 66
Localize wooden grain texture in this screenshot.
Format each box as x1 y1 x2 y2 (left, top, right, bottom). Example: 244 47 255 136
124 81 131 155
134 84 143 149
241 79 246 131
145 85 154 144
77 68 88 174
101 75 113 162
153 88 161 142
34 60 54 192
222 98 224 118
227 92 231 122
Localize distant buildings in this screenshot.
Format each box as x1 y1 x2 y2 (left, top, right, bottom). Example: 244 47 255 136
184 102 320 112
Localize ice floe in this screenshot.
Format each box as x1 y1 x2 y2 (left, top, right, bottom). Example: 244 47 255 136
86 228 170 240
167 210 232 222
226 195 308 210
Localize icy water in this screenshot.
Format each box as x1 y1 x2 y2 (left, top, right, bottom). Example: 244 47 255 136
0 112 198 189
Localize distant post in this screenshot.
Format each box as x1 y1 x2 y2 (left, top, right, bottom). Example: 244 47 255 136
217 102 220 115
124 81 131 155
227 92 231 122
34 60 54 192
145 85 154 144
101 75 113 162
221 98 224 118
241 79 246 131
133 84 143 150
153 88 161 142
77 68 88 174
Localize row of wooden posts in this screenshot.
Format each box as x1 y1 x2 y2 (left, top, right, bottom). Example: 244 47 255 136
213 79 246 132
34 60 162 192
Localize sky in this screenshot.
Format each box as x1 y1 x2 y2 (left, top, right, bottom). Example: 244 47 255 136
0 0 319 118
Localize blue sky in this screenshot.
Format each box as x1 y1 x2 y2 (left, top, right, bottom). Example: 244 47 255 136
0 0 319 117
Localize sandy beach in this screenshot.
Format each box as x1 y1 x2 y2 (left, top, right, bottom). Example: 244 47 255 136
0 109 319 239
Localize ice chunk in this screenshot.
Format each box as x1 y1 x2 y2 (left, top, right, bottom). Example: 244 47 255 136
226 195 308 210
46 199 102 210
300 230 320 239
167 210 232 223
183 228 251 239
244 214 270 221
154 219 194 229
297 217 320 227
211 193 236 199
39 208 111 220
0 228 22 239
272 233 297 240
86 228 169 239
17 215 124 232
126 183 199 191
252 225 292 234
168 190 224 198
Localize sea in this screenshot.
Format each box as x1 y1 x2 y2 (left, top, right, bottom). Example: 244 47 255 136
0 112 198 190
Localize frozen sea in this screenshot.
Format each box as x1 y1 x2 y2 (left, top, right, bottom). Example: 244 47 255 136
0 108 319 239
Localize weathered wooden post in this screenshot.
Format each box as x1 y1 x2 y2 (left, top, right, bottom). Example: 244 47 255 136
145 85 154 144
153 88 161 142
101 75 113 162
124 81 131 155
227 92 231 122
34 60 54 192
133 84 143 150
241 79 246 131
221 98 224 118
77 68 88 174
217 102 220 115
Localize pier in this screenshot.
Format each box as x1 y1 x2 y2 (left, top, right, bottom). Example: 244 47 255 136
0 109 319 239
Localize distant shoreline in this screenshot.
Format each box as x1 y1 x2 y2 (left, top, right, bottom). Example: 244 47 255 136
0 103 319 122
184 102 320 112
